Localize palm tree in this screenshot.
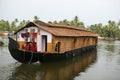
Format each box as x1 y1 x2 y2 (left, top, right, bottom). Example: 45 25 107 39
63 19 69 24
33 16 39 21
72 16 85 28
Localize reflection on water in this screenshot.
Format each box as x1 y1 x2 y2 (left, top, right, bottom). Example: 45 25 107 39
8 51 97 80
105 45 115 52
98 40 120 62
0 36 8 46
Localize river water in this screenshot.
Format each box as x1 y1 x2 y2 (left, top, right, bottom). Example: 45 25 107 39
0 38 120 80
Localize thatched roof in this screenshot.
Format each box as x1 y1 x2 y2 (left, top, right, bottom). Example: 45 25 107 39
14 20 98 37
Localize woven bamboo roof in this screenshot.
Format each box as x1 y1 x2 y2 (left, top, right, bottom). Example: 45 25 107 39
15 20 98 37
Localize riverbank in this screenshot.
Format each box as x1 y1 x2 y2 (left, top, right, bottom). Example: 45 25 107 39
0 31 8 36
98 37 120 40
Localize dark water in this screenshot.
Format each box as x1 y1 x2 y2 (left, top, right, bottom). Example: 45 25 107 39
0 39 120 80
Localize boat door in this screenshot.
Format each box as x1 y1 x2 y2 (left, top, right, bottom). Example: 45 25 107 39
41 35 47 52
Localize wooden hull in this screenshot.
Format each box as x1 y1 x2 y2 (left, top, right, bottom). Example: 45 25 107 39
8 37 97 63
38 45 97 62
8 37 39 63
9 49 39 63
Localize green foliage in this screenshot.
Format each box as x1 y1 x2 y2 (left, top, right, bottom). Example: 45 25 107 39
48 16 85 28
0 17 31 32
87 20 120 39
0 20 10 31
0 16 120 39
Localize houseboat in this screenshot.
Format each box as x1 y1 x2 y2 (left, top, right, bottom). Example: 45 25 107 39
8 20 98 63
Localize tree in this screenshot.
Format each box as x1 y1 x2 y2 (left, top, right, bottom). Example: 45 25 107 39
107 20 118 38
71 16 85 28
33 16 39 21
17 20 30 30
62 19 69 24
53 20 58 24
0 20 10 31
48 16 85 28
88 20 120 39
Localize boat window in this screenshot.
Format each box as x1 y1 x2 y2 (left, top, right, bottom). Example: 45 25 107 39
55 42 61 53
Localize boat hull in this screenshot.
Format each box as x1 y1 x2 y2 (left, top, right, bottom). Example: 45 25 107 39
9 49 39 63
38 45 97 63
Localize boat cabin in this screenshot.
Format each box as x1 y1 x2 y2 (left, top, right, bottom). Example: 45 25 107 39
14 20 98 53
